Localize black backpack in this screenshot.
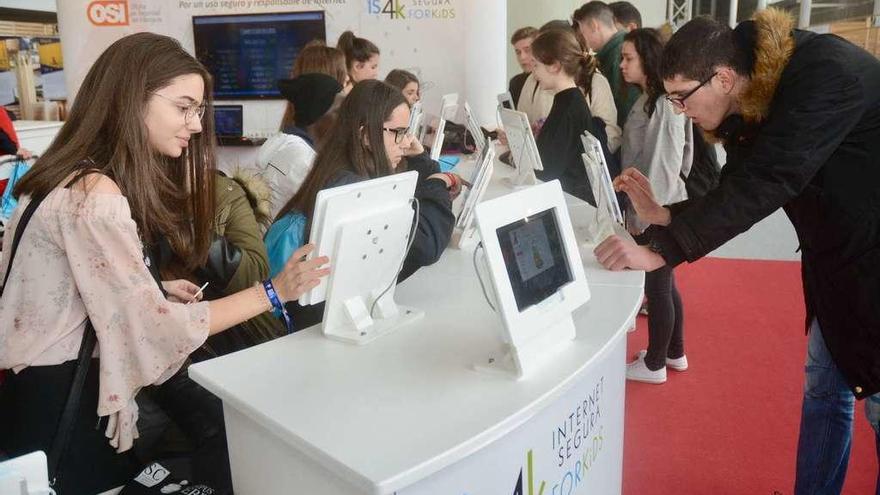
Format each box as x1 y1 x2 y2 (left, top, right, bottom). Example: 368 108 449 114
682 123 722 198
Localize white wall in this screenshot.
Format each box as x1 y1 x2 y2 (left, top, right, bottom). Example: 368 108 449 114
55 0 505 137
506 0 665 79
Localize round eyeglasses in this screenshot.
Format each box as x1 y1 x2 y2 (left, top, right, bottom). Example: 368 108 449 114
153 93 207 124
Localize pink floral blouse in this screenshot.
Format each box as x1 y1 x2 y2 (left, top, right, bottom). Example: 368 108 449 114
0 188 210 452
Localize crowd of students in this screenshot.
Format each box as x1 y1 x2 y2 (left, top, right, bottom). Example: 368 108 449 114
0 26 458 493
0 1 877 494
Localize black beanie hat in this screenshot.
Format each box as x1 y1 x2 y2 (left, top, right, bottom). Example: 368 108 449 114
278 73 343 127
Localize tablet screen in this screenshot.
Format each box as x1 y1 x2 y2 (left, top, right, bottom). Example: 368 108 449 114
496 208 573 312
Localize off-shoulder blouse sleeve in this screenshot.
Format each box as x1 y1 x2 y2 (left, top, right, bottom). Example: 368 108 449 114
57 192 210 426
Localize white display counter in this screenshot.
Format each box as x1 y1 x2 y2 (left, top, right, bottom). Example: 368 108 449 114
12 121 63 156
189 155 644 495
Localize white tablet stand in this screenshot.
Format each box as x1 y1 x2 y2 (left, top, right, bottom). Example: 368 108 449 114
430 93 459 161
301 171 424 345
580 131 624 245
463 101 486 156
472 180 591 378
497 91 514 111
450 139 495 249
407 101 423 137
499 108 543 187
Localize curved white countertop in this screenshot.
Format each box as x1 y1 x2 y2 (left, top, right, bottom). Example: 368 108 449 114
189 156 644 494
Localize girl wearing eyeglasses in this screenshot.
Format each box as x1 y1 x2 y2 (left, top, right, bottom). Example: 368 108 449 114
0 33 329 494
619 28 693 384
265 80 459 330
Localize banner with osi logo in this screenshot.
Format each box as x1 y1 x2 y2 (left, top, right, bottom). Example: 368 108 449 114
87 0 129 26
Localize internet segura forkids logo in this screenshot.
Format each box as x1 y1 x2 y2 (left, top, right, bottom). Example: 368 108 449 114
366 0 456 20
466 377 607 495
87 0 130 26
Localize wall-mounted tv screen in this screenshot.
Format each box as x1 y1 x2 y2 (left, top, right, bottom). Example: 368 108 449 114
192 11 326 99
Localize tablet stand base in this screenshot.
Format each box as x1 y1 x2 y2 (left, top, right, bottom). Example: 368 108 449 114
320 204 423 345
323 298 424 346
473 316 576 379
449 226 479 250
502 172 538 189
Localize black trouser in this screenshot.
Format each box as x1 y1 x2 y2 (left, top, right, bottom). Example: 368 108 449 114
0 359 138 494
141 366 233 492
644 265 685 371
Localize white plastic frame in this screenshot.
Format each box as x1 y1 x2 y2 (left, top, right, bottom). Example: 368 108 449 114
301 171 423 344
497 91 514 110
499 108 543 187
430 93 459 161
580 131 624 225
450 139 495 248
407 101 423 137
474 180 591 378
463 101 486 155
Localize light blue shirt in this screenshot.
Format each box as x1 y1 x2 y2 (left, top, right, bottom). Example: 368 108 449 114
264 211 307 278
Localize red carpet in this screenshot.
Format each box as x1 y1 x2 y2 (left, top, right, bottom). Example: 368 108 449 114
623 257 877 495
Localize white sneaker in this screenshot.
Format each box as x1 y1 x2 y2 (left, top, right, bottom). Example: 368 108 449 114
635 349 688 372
626 355 666 384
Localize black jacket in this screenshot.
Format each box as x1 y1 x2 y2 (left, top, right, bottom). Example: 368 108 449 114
650 10 880 398
509 72 529 108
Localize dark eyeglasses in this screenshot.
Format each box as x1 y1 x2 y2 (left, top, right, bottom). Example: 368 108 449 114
383 127 409 144
665 72 717 110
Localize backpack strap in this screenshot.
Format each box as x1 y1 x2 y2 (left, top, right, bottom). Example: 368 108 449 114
1 193 46 295
0 192 98 487
48 319 96 486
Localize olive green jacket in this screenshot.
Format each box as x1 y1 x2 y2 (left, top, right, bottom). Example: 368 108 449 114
196 173 285 359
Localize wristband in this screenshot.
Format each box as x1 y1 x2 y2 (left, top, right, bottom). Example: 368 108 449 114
262 279 294 334
442 172 458 189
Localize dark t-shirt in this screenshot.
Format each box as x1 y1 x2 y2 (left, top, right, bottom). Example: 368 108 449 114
535 87 596 205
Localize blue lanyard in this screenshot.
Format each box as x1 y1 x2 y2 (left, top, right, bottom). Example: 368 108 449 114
262 279 294 334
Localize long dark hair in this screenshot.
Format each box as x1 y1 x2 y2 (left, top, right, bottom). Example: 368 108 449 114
276 80 406 222
623 28 666 117
337 31 380 75
15 32 215 269
530 28 599 97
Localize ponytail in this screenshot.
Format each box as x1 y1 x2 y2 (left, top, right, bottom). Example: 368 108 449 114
337 30 356 54
531 28 597 96
336 30 380 70
576 52 598 97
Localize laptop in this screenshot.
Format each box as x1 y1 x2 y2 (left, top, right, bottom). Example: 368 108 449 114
214 105 265 146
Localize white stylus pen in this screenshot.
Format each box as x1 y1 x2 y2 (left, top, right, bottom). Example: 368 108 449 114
187 282 209 305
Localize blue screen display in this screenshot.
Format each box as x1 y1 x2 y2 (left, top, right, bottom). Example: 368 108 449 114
193 12 326 99
213 105 243 137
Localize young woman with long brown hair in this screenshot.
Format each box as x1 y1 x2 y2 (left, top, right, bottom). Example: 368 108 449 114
265 80 458 330
0 32 328 493
619 27 692 384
